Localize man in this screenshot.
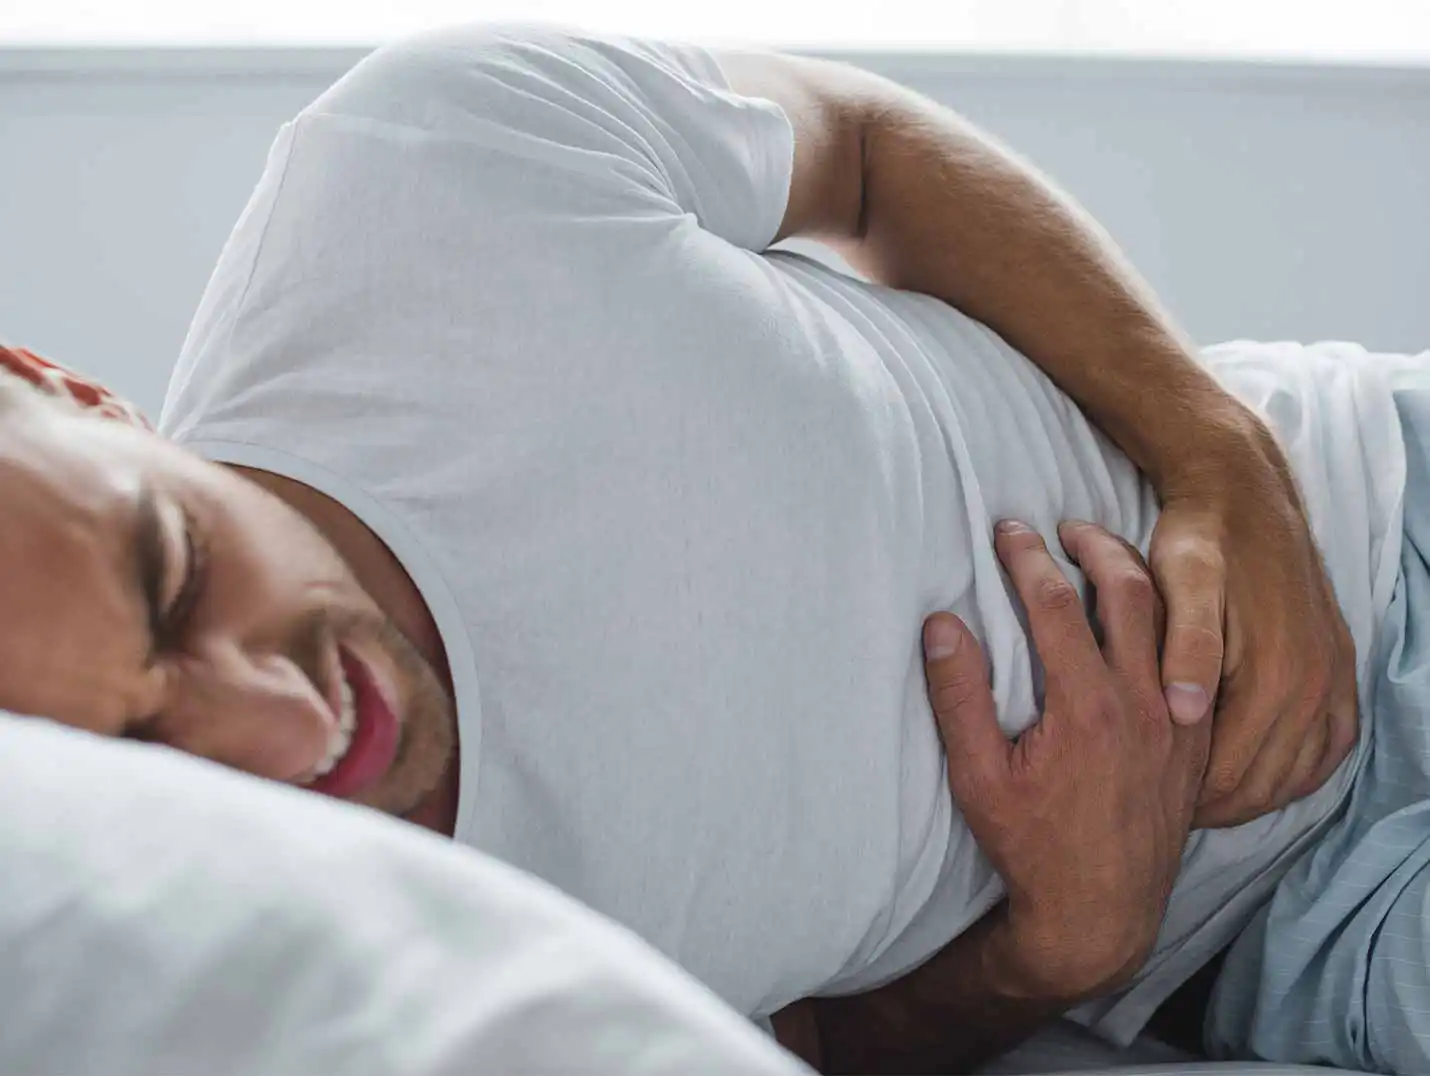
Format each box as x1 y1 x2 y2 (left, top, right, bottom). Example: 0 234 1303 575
0 21 1402 1072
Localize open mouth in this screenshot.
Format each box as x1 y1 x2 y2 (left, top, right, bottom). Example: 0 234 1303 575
303 646 400 800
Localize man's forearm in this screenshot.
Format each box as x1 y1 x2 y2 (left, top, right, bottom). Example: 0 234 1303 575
804 905 1085 1075
842 83 1261 490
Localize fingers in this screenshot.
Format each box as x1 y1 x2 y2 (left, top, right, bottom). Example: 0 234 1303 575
1277 664 1354 807
1198 700 1357 828
1148 528 1226 726
1303 695 1360 796
1291 713 1356 805
993 521 1103 701
1282 714 1329 803
922 614 1010 801
1196 642 1351 824
1057 521 1163 687
1057 520 1211 806
1196 703 1323 827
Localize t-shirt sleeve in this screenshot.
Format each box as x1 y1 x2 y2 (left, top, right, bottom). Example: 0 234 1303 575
308 22 796 252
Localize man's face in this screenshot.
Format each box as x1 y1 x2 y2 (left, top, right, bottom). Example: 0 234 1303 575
0 392 455 818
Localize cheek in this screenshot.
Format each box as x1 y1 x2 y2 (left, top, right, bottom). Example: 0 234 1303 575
196 553 307 650
200 527 351 644
0 623 153 735
0 556 155 733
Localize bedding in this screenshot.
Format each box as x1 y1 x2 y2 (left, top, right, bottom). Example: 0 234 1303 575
0 712 808 1075
978 1022 1359 1074
979 1021 1197 1072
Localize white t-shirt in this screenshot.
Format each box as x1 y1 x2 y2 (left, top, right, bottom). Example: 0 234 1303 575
161 22 1408 1034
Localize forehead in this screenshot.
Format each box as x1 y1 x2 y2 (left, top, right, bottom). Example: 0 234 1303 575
0 404 142 538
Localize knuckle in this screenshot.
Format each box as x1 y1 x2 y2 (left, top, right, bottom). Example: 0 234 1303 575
1202 762 1242 800
1207 758 1280 820
1244 785 1279 818
1164 621 1224 675
1079 683 1122 722
1189 543 1226 578
1033 576 1081 615
1161 533 1226 577
1111 566 1158 610
1171 620 1223 656
928 666 985 717
1328 712 1359 759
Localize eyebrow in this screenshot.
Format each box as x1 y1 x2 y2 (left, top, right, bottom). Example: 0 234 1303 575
134 479 168 661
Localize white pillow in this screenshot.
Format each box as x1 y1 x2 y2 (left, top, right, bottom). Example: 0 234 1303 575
0 713 809 1076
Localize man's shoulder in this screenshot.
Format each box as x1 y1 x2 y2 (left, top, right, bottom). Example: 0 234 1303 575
304 22 670 135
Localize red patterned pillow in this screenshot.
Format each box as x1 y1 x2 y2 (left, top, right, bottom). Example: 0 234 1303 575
0 344 153 430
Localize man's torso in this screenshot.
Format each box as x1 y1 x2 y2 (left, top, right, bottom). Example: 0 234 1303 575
158 24 1409 1026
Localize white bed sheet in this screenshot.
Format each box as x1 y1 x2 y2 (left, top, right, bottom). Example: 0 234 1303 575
979 1020 1359 1076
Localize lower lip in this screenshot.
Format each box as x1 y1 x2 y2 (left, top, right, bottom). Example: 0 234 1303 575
306 647 400 801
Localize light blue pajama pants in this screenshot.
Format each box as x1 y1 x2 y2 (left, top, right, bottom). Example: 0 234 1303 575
1207 379 1430 1073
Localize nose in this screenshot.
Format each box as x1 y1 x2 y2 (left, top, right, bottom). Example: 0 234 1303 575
158 641 337 784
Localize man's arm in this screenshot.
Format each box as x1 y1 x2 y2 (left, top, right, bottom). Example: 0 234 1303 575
783 905 1083 1074
715 50 1241 481
718 49 1358 826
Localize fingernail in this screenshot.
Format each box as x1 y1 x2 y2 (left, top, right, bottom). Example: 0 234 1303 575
1165 682 1210 724
995 519 1027 535
925 618 962 660
1057 520 1088 547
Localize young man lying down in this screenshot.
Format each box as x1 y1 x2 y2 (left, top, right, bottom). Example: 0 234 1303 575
2 21 1425 1074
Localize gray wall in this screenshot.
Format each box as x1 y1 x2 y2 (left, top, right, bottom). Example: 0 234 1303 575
1 47 1427 418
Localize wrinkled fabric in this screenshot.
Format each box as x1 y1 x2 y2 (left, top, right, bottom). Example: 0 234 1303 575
1208 362 1430 1073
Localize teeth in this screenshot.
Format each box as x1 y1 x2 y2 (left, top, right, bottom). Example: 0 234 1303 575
310 672 356 778
338 673 356 736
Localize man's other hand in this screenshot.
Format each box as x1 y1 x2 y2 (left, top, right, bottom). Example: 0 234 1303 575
923 520 1210 999
1150 428 1359 828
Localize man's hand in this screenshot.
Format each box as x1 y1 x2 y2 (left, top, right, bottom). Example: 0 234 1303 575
1150 426 1360 828
931 519 1211 996
791 520 1209 1074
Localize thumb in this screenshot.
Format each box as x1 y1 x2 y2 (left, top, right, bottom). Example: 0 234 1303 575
923 614 1009 798
1150 539 1226 726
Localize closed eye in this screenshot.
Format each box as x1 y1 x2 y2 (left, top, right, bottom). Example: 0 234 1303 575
159 508 208 649
136 483 208 661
